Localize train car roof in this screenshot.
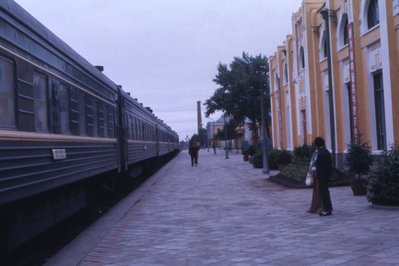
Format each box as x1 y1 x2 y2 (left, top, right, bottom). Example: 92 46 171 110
121 90 176 133
0 0 117 90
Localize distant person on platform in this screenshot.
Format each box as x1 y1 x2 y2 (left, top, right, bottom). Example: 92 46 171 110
314 137 333 216
189 142 200 167
212 142 216 154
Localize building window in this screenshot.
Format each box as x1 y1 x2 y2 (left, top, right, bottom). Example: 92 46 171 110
299 47 305 69
283 63 288 84
340 14 349 47
373 72 386 150
321 31 328 59
33 72 48 132
0 55 15 128
367 0 379 29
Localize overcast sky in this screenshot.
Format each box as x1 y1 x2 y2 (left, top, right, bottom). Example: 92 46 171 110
15 0 302 140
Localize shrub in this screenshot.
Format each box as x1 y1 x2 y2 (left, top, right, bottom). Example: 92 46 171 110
278 150 292 165
250 149 293 170
293 144 315 161
345 141 373 180
242 145 256 156
367 146 399 206
267 149 280 170
250 151 263 168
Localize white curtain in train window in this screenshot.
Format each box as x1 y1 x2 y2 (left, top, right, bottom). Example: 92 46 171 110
33 72 48 132
59 84 70 134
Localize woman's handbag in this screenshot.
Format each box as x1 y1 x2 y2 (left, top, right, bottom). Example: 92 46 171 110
305 172 314 186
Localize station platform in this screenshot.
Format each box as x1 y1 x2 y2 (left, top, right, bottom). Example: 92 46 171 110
46 149 399 265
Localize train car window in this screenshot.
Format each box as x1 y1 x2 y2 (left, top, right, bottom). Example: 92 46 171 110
127 115 132 140
125 114 130 139
130 116 134 140
69 88 87 136
86 95 95 136
134 118 140 140
142 121 145 141
139 120 143 140
59 84 70 134
134 117 138 140
107 106 114 138
103 104 108 138
143 123 147 141
97 102 105 137
69 88 80 135
0 55 16 128
33 72 48 132
78 91 86 136
131 117 135 140
138 119 141 140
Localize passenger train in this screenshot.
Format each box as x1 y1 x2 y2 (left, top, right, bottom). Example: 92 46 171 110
0 0 179 251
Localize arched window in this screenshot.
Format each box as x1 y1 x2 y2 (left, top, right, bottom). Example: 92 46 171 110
299 46 305 69
367 0 379 29
340 14 349 46
283 63 288 84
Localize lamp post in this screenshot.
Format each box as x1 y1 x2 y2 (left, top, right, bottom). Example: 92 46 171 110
210 101 228 159
257 71 269 176
223 114 229 159
208 117 217 154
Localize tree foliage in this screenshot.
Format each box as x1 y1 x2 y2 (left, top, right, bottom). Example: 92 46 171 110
204 52 271 142
190 128 208 147
214 119 241 140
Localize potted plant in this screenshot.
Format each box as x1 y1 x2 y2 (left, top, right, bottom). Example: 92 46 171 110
345 141 373 195
367 145 399 206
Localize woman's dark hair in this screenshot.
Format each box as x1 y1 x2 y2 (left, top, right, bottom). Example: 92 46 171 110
313 137 325 148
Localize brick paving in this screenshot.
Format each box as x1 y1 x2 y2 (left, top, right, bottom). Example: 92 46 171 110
46 149 399 266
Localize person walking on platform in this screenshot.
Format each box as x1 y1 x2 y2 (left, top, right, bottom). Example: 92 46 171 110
314 137 333 216
212 142 217 154
188 142 200 167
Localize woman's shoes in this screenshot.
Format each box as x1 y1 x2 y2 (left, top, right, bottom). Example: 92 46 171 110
319 210 332 216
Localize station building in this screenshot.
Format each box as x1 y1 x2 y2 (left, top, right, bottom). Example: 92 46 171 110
269 0 399 167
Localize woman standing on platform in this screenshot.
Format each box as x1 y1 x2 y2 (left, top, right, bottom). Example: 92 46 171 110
308 148 324 214
314 137 333 216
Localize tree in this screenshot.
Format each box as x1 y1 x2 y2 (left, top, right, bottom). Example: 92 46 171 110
214 119 238 140
189 128 208 148
204 52 270 147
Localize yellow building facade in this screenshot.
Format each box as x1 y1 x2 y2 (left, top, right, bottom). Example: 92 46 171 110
270 0 399 167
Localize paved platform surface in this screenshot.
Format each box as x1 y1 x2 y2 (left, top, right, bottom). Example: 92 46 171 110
46 149 399 266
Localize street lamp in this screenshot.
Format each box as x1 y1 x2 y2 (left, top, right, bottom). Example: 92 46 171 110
257 70 269 176
210 101 229 159
223 114 229 159
208 117 217 154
